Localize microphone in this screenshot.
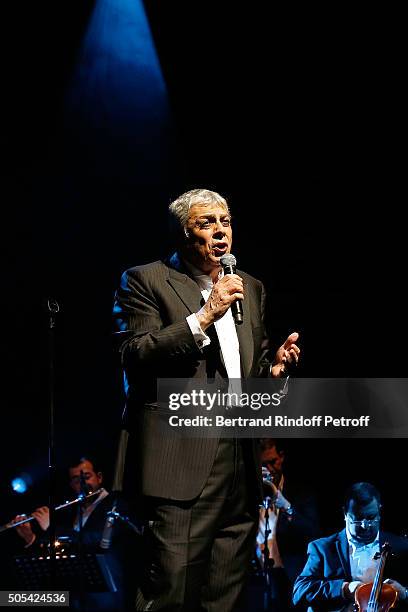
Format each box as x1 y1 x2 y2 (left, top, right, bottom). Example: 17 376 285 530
99 500 117 550
220 254 243 325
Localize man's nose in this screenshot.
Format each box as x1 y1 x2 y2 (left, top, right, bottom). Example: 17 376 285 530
213 221 225 235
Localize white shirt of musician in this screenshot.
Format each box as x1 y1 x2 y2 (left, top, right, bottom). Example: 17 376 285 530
346 526 380 582
73 488 109 531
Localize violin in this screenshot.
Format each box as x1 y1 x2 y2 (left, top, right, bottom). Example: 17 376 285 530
354 542 398 611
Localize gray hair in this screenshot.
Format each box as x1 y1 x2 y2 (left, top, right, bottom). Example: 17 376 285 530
168 189 230 239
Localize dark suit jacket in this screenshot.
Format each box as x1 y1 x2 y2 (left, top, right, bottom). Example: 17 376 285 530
113 255 273 501
293 528 408 611
58 493 125 550
276 480 320 583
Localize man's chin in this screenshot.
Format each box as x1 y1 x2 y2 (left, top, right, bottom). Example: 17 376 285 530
356 534 377 544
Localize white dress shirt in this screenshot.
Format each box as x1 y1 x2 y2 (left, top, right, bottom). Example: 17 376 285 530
346 525 380 583
73 488 109 531
185 265 242 381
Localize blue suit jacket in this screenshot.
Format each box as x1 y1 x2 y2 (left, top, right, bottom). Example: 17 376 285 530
293 528 408 611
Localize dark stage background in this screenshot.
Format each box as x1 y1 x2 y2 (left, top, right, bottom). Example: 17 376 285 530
1 0 406 560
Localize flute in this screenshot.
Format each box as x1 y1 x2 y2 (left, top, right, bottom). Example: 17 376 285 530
0 488 104 533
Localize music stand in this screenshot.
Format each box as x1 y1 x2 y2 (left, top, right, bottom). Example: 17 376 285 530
13 551 117 593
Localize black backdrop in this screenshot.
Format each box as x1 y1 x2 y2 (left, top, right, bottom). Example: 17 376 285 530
1 1 406 549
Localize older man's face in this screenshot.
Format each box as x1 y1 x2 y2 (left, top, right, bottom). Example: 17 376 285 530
183 203 232 275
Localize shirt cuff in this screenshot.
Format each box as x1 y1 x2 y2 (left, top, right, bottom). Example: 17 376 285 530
186 314 211 350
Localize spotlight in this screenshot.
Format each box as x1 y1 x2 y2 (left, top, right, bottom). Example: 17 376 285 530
11 473 33 494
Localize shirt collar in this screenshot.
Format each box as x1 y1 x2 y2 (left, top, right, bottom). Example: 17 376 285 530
181 256 222 291
73 488 109 531
91 487 108 503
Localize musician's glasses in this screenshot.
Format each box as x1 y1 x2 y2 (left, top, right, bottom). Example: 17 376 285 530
346 514 380 528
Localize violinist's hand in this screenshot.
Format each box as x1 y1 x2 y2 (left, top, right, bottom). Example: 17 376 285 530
343 581 364 600
12 515 36 546
31 506 50 531
384 579 407 600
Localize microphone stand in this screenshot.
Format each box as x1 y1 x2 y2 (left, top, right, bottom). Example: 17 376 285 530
104 509 144 536
77 471 88 610
99 498 118 551
262 499 274 610
77 471 88 541
47 298 59 586
99 496 144 551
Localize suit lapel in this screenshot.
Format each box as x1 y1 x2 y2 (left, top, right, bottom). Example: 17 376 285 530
166 253 204 314
167 267 203 314
336 529 352 580
235 278 253 377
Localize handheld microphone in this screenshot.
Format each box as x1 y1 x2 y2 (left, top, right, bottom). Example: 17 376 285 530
99 501 117 550
220 254 243 325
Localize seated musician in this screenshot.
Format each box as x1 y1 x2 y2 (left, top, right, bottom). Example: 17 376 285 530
12 455 138 611
293 482 408 611
253 439 320 611
13 455 111 550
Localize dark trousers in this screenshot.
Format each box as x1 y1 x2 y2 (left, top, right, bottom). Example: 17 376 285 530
135 438 258 611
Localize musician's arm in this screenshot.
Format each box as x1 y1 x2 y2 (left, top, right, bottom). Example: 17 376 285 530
13 506 49 548
14 517 37 547
293 541 349 609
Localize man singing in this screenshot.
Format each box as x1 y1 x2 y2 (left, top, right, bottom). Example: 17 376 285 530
113 188 300 611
